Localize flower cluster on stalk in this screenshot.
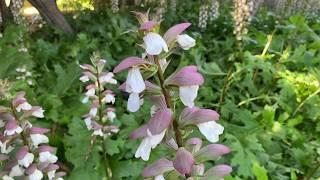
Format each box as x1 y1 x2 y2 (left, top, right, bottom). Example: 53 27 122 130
79 55 119 138
16 66 33 86
10 0 26 25
198 4 209 31
208 0 220 21
113 11 231 179
111 0 119 13
232 0 252 41
0 92 64 180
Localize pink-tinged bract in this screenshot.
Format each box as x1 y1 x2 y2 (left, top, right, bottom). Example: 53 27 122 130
5 121 18 130
186 137 203 153
130 125 148 139
142 158 174 177
29 127 50 134
194 144 230 163
140 20 157 30
16 146 28 160
148 95 167 111
165 66 204 87
164 23 192 46
25 164 37 175
180 107 219 126
173 148 195 176
38 145 55 153
203 164 232 180
147 108 172 135
113 57 146 73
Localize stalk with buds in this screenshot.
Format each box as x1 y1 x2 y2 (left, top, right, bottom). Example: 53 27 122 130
0 92 65 180
79 54 119 179
113 11 231 179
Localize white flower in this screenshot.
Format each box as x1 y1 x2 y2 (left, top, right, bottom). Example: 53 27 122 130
85 88 95 97
79 75 89 82
29 169 43 180
102 94 115 104
143 32 168 55
126 67 145 94
4 126 23 136
100 72 117 84
127 93 141 112
16 102 32 112
93 129 104 137
47 170 56 180
9 165 24 177
18 152 34 168
155 175 165 180
84 117 92 130
197 121 224 143
89 107 98 117
135 129 166 161
179 85 199 107
39 152 58 163
30 134 49 147
32 108 45 118
177 34 196 50
2 175 14 180
0 140 14 154
107 111 116 122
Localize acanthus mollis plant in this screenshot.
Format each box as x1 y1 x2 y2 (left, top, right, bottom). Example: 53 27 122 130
79 53 119 178
0 91 65 180
113 11 232 179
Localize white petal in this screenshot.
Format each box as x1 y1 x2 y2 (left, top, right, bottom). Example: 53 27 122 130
93 129 104 136
179 85 199 107
135 137 152 161
85 88 95 97
18 152 34 168
47 170 56 180
29 169 43 180
143 32 168 55
9 165 25 177
81 96 89 104
79 75 89 82
4 126 23 136
103 94 115 104
127 93 141 112
107 111 116 122
149 129 166 149
32 108 45 118
39 152 58 163
177 34 196 50
30 134 49 147
84 117 92 130
155 175 166 180
89 107 98 117
2 175 14 180
0 140 14 154
197 121 224 143
16 102 32 112
126 67 145 93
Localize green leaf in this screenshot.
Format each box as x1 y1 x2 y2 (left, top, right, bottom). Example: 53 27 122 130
252 162 268 180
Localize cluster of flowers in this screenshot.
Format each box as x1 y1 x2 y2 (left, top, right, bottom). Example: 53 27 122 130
0 80 10 100
198 4 208 31
16 66 33 86
79 56 119 137
111 0 119 13
232 0 252 41
0 92 64 180
170 0 177 13
113 11 231 179
155 0 167 21
10 0 26 25
208 0 220 21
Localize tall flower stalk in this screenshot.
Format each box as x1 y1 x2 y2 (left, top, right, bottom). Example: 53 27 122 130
114 11 231 179
79 53 118 179
0 91 65 180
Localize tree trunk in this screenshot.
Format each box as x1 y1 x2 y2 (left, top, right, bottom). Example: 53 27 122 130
0 0 13 28
28 0 74 34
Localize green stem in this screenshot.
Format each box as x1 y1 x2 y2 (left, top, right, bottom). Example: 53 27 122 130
292 88 320 117
154 56 183 147
95 64 112 180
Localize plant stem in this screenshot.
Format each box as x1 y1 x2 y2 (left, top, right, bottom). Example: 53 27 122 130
306 161 320 180
95 64 112 180
154 57 183 147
